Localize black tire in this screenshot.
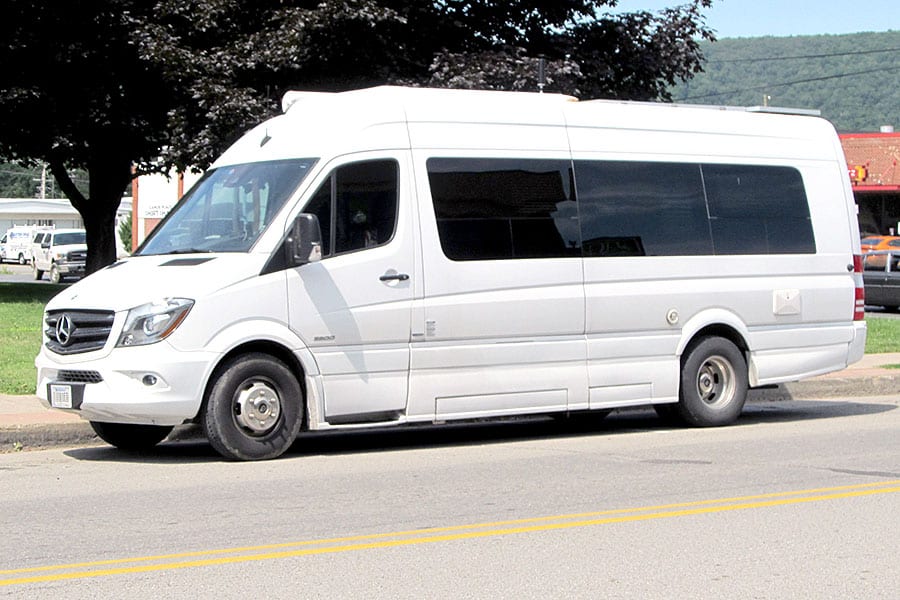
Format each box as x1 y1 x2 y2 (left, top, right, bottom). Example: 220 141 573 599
676 337 748 427
18 253 26 265
202 353 303 461
50 264 61 284
32 262 43 280
90 421 174 450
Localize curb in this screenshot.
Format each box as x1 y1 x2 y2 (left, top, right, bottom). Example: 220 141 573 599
0 422 98 451
749 373 900 402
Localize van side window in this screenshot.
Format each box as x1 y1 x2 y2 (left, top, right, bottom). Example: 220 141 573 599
427 158 578 260
702 164 815 254
305 159 399 258
574 161 815 257
576 161 712 257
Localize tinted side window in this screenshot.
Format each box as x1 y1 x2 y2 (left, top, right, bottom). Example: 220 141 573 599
304 160 398 258
702 164 815 254
575 161 712 257
427 158 578 260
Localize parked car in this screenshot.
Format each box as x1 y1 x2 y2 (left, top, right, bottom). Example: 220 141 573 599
860 235 900 253
32 229 87 283
863 251 900 311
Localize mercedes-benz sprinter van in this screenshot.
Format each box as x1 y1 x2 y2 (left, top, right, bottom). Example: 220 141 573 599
36 86 866 460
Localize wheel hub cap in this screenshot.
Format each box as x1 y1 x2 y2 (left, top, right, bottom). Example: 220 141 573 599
696 356 736 408
235 382 281 434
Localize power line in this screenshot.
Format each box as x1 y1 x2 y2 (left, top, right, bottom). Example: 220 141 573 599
709 46 900 64
681 65 900 101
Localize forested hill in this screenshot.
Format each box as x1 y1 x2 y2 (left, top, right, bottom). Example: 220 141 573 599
669 30 900 133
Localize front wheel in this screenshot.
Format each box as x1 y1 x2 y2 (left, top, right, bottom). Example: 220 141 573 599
50 264 61 284
32 262 43 280
202 353 303 461
90 422 174 450
676 337 748 427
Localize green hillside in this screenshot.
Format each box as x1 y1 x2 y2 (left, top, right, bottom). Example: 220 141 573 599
670 30 900 132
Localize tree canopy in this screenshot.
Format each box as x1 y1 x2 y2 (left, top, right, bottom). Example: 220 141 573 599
0 0 714 272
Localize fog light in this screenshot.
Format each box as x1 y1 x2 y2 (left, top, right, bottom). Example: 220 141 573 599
142 375 158 386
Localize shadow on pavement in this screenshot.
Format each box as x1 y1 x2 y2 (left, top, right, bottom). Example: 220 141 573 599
63 398 895 463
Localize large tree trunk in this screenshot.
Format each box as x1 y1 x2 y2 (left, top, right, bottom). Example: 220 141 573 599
49 152 132 275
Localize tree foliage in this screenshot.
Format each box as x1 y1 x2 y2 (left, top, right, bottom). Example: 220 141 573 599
0 0 714 271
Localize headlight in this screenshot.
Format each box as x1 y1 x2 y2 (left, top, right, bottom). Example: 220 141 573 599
117 298 194 347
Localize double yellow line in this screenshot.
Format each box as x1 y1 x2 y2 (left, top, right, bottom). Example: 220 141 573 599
3 479 899 587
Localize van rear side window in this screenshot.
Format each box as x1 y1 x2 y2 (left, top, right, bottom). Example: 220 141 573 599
576 161 815 257
702 164 814 255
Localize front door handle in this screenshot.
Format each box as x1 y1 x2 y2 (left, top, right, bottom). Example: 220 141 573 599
379 273 409 282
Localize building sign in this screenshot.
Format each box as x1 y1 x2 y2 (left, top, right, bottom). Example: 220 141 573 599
848 165 868 184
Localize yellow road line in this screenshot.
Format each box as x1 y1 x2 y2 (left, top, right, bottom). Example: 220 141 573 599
2 479 898 586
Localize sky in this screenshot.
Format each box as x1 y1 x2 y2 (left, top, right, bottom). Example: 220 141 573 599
609 0 900 38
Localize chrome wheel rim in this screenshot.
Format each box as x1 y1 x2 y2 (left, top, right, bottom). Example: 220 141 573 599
234 381 281 435
695 355 736 409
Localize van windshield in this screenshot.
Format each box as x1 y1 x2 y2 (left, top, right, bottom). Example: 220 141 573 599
138 159 316 255
54 232 86 245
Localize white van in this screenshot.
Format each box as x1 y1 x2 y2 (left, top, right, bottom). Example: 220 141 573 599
35 86 866 460
3 225 52 264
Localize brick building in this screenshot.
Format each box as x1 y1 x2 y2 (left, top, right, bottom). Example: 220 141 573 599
840 130 900 236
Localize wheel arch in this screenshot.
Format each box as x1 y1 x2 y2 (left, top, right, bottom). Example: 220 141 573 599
677 310 751 358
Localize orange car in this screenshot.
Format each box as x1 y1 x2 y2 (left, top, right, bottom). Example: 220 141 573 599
860 235 900 253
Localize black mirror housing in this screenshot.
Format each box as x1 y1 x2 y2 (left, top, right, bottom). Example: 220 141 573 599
287 213 323 266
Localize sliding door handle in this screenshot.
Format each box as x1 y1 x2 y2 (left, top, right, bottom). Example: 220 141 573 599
379 273 409 282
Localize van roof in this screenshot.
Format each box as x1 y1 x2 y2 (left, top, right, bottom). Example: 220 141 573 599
281 86 821 118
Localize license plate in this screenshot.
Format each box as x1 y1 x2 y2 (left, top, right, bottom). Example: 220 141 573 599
50 384 73 409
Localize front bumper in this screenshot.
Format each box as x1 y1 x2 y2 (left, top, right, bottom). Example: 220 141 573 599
35 342 219 426
56 261 86 276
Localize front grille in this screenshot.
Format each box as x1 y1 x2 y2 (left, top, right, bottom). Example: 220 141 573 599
58 370 104 384
45 310 115 355
67 250 87 262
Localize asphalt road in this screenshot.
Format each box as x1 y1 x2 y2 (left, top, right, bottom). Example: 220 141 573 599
1 395 898 598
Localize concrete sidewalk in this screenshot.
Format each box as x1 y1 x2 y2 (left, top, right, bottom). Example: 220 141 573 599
2 353 899 452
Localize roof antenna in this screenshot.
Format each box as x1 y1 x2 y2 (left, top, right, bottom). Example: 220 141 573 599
537 56 546 93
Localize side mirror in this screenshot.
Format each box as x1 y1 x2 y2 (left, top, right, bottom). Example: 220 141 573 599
287 213 323 266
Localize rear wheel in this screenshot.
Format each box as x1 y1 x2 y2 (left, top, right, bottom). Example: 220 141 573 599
90 422 174 450
676 337 748 427
18 253 26 265
202 353 303 461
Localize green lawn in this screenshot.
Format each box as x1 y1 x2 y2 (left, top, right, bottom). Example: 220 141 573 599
0 283 66 395
1 281 899 395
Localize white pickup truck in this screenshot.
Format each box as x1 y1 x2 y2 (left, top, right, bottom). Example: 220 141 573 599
32 229 87 283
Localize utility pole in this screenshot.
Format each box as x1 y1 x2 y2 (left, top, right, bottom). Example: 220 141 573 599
32 163 48 198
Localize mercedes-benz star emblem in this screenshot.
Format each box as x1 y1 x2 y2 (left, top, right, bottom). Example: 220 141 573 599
56 314 74 346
